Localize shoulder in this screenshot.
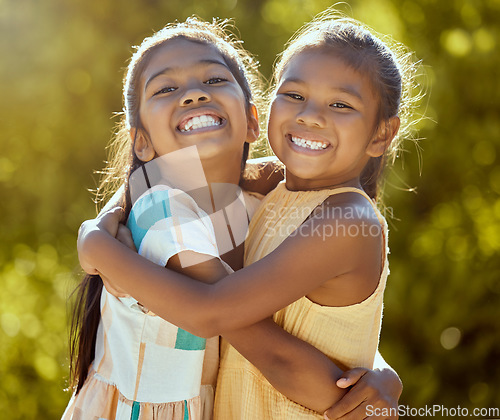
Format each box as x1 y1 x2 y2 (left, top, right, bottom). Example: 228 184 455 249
301 191 382 242
128 186 211 248
131 185 204 219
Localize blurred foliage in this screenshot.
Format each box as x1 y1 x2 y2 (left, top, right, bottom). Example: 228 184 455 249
1 0 499 418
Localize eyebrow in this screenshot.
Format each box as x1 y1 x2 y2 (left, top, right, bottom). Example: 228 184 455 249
282 77 363 101
144 59 229 91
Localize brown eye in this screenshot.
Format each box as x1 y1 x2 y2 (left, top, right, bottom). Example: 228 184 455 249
154 86 176 96
285 93 304 101
331 102 352 109
205 77 227 84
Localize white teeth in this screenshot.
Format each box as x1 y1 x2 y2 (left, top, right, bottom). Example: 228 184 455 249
291 136 328 150
180 115 221 132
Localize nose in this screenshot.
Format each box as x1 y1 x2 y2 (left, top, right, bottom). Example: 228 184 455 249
296 103 326 128
180 88 211 106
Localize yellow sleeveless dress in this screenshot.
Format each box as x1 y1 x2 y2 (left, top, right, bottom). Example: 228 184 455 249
214 182 389 419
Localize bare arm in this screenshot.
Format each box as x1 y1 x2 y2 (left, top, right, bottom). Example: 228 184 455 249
324 352 402 419
241 156 284 195
165 251 347 412
224 322 347 412
80 202 377 337
81 203 389 413
102 223 348 412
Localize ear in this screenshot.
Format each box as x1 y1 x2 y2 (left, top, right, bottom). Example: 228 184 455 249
366 116 400 158
131 128 155 162
246 104 260 144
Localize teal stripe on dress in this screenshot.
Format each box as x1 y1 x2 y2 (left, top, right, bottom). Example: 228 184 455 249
127 190 172 249
184 400 189 420
175 328 206 350
131 401 140 420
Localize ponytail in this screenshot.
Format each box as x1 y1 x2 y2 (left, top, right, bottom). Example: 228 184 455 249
68 274 103 394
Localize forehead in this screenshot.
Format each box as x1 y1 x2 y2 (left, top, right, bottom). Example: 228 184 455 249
141 38 228 81
280 48 376 97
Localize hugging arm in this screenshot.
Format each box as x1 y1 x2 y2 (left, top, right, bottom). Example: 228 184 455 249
155 249 347 412
79 204 368 337
95 197 347 412
223 322 347 412
82 207 400 414
241 156 284 195
324 351 402 419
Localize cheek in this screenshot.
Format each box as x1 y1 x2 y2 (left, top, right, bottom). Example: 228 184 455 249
229 94 249 125
140 104 158 128
267 125 282 151
337 113 367 131
150 99 170 115
268 102 284 129
272 99 295 123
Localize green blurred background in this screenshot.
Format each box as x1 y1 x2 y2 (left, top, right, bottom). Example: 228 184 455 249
1 0 499 418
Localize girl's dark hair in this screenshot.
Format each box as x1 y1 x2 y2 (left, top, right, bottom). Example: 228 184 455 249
68 17 263 394
272 12 421 200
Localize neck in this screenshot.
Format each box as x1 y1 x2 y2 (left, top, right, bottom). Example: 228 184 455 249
284 171 362 192
186 156 238 214
151 146 241 190
201 154 242 187
130 147 243 212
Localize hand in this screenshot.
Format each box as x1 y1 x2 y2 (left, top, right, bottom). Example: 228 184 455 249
100 224 137 298
116 224 137 253
77 207 124 275
324 368 402 419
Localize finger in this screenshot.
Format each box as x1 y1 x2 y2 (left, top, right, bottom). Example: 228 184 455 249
365 402 398 420
97 207 125 237
343 399 398 420
337 404 369 420
324 393 367 420
347 403 396 420
105 205 124 217
116 224 137 251
110 206 125 219
336 367 369 388
96 206 124 223
110 207 126 224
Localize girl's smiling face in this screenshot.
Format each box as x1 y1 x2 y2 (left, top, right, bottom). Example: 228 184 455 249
134 38 257 164
268 48 389 191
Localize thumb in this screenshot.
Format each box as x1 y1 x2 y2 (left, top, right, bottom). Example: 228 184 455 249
336 367 368 388
106 206 125 221
117 224 137 251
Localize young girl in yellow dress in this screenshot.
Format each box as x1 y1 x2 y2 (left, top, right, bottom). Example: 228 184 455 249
74 14 415 420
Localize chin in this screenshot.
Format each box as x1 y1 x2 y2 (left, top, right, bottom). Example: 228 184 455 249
190 138 223 157
285 161 320 179
199 140 243 162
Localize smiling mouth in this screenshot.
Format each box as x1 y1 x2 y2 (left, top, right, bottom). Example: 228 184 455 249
178 114 223 132
290 135 329 150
